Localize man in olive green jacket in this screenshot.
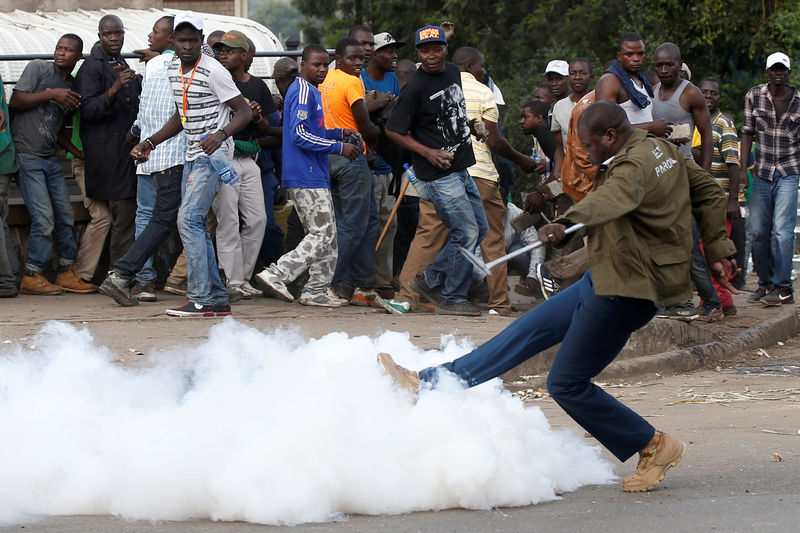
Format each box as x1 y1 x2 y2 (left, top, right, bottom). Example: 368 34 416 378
378 101 738 494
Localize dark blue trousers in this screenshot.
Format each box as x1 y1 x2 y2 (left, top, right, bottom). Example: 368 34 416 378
419 271 658 461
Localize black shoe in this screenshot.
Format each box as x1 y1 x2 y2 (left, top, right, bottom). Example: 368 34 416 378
696 305 723 322
408 273 442 305
131 281 157 302
762 286 793 307
213 304 232 316
0 286 18 298
163 280 187 296
226 285 245 303
165 301 216 317
99 271 138 307
747 286 770 302
435 301 481 316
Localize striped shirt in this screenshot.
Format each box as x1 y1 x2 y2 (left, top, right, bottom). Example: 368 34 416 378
460 71 499 182
134 51 186 174
282 77 345 189
742 83 800 181
708 110 739 192
167 54 240 162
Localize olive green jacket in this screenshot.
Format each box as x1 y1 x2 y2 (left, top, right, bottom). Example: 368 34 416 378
556 129 736 307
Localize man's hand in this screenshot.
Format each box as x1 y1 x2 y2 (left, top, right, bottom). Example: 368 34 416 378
130 141 152 162
133 49 159 62
0 109 6 131
424 148 454 169
649 118 673 138
340 142 360 160
469 118 489 142
709 258 741 294
518 156 537 173
249 101 262 122
272 94 283 113
199 131 226 155
525 191 547 213
49 88 81 110
539 223 567 245
110 69 137 98
341 128 361 139
125 131 139 145
726 197 741 219
441 21 455 40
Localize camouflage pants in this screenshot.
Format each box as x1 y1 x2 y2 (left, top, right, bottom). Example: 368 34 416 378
273 187 338 293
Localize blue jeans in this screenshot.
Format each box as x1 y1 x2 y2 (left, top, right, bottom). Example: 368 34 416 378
115 166 183 282
419 271 657 461
330 153 379 291
750 172 799 290
16 153 78 272
134 174 156 283
177 158 228 306
412 170 488 304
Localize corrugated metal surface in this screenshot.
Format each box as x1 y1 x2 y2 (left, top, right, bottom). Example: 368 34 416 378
0 8 284 93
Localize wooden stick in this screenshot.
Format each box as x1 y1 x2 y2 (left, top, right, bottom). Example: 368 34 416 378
375 179 410 252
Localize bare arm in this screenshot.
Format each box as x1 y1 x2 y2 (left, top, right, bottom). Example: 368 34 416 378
10 88 80 110
686 85 713 171
351 99 381 146
130 110 183 161
484 119 535 172
552 131 565 179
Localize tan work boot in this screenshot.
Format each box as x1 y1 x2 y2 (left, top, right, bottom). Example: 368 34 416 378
623 430 687 492
55 265 97 293
20 272 65 295
377 352 420 398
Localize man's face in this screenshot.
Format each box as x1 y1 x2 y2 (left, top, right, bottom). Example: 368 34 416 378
217 45 246 72
301 51 329 86
766 65 790 87
99 19 125 56
578 125 614 166
467 54 487 84
54 37 82 70
350 29 374 64
337 44 364 76
546 72 569 99
173 27 202 64
653 51 681 85
417 43 447 73
568 61 593 94
371 45 398 73
618 40 646 73
700 81 721 113
520 108 544 134
148 19 173 53
533 86 555 108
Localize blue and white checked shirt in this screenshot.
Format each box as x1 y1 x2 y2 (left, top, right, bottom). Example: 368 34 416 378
133 50 186 175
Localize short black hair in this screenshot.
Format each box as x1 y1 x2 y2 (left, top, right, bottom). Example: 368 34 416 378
700 77 721 92
302 44 329 62
452 46 482 68
570 57 592 72
347 24 372 37
207 30 225 40
654 42 681 61
335 36 361 58
59 33 83 53
156 15 174 30
522 100 549 117
618 32 643 50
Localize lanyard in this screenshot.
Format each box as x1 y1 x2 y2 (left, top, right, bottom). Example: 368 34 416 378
179 57 201 123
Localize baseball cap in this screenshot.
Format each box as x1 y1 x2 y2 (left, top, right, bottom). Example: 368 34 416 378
212 30 249 51
545 60 569 77
414 25 447 47
766 52 791 69
272 57 298 79
374 32 406 51
174 11 203 31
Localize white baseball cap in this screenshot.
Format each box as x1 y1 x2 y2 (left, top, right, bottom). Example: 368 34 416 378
766 52 790 69
545 60 569 77
174 11 203 31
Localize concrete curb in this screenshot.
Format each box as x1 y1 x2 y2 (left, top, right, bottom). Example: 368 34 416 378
511 306 799 390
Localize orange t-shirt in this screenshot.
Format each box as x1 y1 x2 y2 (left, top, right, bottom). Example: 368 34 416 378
319 68 365 152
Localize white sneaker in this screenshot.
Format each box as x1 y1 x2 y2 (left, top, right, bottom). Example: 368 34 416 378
241 280 263 297
255 266 294 302
298 289 346 307
227 284 249 300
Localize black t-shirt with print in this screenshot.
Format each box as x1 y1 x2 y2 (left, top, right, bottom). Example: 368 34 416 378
232 75 276 141
386 62 475 181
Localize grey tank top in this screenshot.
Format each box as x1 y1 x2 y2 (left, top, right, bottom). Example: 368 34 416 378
652 79 693 158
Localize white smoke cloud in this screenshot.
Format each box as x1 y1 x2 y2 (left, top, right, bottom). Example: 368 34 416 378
0 320 615 526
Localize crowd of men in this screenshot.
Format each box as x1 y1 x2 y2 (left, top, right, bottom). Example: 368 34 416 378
0 14 797 321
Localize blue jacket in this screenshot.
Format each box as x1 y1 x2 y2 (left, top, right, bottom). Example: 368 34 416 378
282 77 344 188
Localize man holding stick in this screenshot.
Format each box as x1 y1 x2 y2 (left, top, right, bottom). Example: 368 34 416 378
379 101 738 493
